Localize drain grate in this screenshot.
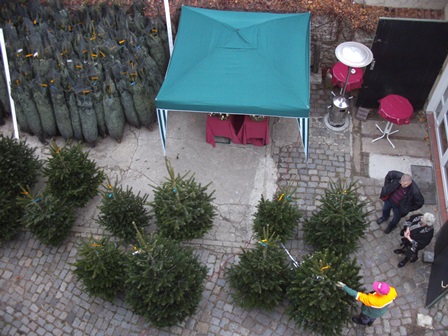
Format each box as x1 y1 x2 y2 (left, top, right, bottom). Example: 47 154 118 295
411 165 436 205
356 107 370 121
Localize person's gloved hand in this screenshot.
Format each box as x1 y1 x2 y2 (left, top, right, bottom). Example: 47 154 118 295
336 281 346 288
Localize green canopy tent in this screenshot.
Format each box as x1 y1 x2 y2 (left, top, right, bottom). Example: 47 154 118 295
156 6 310 159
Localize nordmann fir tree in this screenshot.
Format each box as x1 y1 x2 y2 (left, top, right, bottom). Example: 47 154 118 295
303 179 371 256
253 187 302 243
0 189 25 243
19 188 76 246
287 249 362 336
125 226 208 327
73 236 126 301
227 228 290 310
0 135 41 242
151 158 216 241
96 179 151 244
42 143 105 208
0 135 41 195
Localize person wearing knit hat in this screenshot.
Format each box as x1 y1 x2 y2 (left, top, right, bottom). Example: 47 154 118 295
336 281 397 326
394 212 435 268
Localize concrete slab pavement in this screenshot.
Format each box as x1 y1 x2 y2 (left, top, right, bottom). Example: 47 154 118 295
360 117 432 174
362 119 431 159
369 154 433 180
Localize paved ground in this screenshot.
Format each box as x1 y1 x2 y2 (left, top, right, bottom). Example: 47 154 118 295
1 74 448 336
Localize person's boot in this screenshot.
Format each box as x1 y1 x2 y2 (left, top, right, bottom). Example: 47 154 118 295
352 316 364 325
398 258 408 268
384 225 396 234
394 248 405 254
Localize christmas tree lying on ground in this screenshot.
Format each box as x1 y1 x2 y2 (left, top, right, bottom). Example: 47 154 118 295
287 249 362 336
252 187 302 243
227 229 290 310
303 179 371 256
73 236 126 301
151 158 216 241
0 135 41 242
43 143 105 208
97 179 151 244
125 228 208 327
19 189 76 246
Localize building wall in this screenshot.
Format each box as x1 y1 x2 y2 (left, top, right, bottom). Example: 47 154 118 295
310 16 374 73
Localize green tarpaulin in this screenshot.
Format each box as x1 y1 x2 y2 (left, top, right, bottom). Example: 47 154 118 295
156 6 310 158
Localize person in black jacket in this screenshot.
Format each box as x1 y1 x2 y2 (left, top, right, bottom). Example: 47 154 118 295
394 213 435 267
376 171 424 234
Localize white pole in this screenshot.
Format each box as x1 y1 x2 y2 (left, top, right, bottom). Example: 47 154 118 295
163 0 174 56
0 28 19 139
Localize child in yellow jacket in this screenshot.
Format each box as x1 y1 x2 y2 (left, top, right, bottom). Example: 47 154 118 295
336 281 397 326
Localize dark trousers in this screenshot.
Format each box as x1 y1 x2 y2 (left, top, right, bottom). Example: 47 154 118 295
382 199 402 229
360 312 376 325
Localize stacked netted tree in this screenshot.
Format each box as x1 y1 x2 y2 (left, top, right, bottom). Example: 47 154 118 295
73 236 126 301
96 180 151 244
0 135 41 242
303 179 371 256
125 229 207 327
19 189 76 246
253 187 302 243
227 230 290 310
42 143 105 208
151 159 216 241
287 249 362 336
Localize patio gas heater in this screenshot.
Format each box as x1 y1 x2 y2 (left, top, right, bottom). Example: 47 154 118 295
326 42 373 129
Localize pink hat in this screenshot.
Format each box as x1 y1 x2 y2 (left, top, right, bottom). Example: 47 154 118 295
373 281 390 295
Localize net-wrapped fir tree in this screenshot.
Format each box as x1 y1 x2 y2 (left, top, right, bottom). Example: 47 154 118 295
0 135 41 242
287 249 362 336
73 236 126 301
42 143 105 208
227 229 290 310
303 179 371 256
253 187 302 243
96 179 151 244
150 158 216 241
125 228 208 328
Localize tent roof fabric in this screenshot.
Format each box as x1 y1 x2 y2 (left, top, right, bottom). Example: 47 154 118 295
156 6 310 118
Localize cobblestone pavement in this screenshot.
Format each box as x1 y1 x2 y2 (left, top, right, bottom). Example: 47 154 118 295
1 79 448 336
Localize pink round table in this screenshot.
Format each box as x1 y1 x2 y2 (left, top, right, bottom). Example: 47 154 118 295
372 94 414 148
330 62 364 92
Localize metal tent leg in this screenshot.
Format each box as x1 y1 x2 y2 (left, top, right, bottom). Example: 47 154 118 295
372 121 399 148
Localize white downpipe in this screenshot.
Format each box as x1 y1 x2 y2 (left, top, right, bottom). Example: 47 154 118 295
163 0 174 56
0 28 18 139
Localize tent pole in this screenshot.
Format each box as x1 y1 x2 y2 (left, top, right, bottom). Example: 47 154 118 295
163 0 174 56
157 108 168 156
297 117 309 163
0 28 19 139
